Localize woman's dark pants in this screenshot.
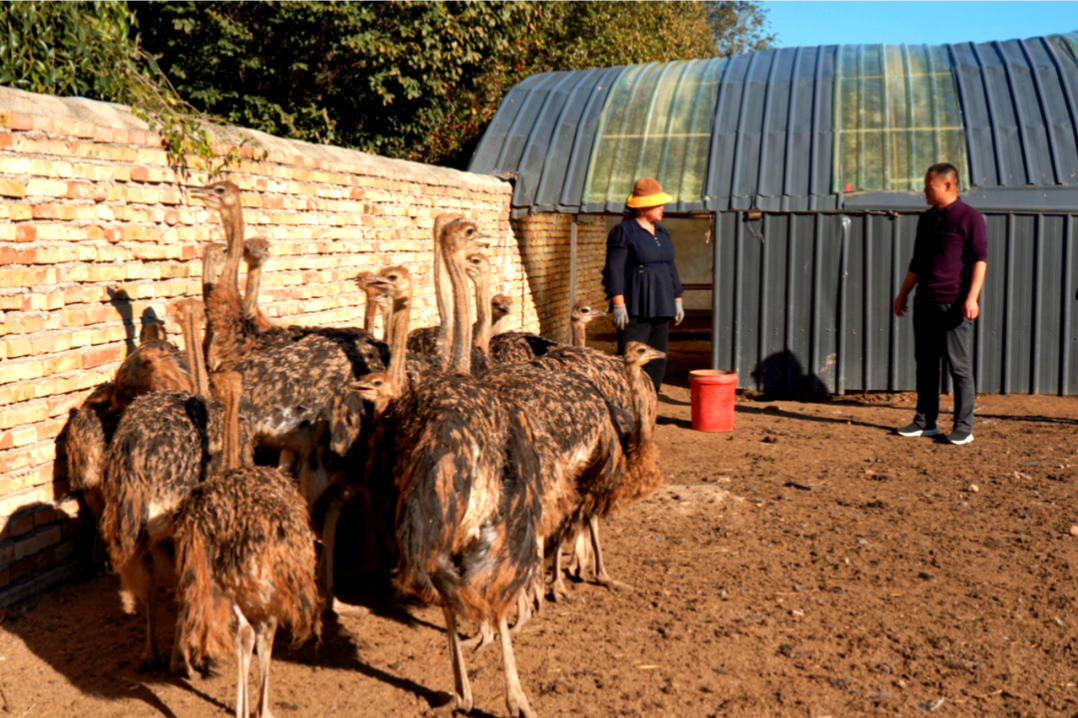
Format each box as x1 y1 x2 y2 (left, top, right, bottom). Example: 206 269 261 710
617 316 670 392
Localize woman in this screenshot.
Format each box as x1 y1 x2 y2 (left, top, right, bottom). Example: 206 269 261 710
602 177 684 393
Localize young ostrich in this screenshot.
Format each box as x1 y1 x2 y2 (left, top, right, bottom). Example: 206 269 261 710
359 215 543 718
241 237 277 334
189 181 385 504
489 298 605 365
405 251 497 367
570 341 665 586
98 298 220 673
354 270 387 336
68 241 225 527
173 370 321 718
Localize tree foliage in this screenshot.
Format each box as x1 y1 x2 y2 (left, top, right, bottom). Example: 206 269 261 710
128 1 773 169
0 0 257 176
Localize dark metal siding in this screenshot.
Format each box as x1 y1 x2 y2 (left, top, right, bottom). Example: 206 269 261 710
711 209 1078 395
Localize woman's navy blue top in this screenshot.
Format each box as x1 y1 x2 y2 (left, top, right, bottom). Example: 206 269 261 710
602 218 683 319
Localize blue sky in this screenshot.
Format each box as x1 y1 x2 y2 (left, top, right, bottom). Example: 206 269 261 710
760 1 1078 48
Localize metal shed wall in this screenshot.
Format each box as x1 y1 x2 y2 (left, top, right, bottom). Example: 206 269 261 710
712 210 1078 395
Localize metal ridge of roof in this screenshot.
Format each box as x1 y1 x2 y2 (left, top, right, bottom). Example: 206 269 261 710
470 31 1078 216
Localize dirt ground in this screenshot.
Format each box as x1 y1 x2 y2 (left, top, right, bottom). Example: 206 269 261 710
2 336 1078 718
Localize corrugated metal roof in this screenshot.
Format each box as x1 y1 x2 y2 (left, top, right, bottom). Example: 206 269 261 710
469 32 1078 215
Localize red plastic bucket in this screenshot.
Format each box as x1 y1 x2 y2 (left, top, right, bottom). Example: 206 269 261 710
689 369 738 432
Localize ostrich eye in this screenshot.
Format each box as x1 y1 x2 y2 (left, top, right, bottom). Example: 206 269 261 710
466 228 474 236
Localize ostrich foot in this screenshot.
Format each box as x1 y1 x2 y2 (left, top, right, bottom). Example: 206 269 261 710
433 692 473 716
462 620 496 653
327 597 370 618
595 573 634 592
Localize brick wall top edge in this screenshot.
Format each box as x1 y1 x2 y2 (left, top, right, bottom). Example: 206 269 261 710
0 85 509 192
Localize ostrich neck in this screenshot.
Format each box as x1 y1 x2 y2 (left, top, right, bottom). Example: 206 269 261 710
472 274 491 355
434 234 453 367
571 320 587 348
242 262 262 321
202 248 221 298
447 253 472 374
363 296 380 335
386 296 411 388
630 367 654 445
220 206 245 297
221 375 243 472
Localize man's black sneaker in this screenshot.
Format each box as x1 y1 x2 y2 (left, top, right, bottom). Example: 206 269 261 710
896 423 940 437
943 430 974 445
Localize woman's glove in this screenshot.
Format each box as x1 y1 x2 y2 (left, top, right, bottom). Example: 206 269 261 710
612 304 629 330
674 299 685 326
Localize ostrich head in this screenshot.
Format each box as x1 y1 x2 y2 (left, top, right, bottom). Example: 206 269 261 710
622 341 665 368
243 237 271 268
350 372 399 414
491 293 512 323
465 251 491 283
440 217 489 258
367 265 412 305
190 180 241 214
571 299 606 325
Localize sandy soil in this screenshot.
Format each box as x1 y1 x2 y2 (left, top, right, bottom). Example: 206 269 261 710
2 337 1077 718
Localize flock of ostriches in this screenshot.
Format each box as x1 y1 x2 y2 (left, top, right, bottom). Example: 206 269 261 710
64 181 666 718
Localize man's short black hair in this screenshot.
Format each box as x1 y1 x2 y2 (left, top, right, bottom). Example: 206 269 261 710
926 162 960 186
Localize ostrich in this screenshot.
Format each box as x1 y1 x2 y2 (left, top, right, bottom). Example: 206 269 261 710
491 292 512 334
405 251 496 369
68 241 223 528
489 299 605 365
241 237 277 334
354 270 387 336
98 297 220 673
65 381 118 522
358 215 542 718
173 370 321 718
189 180 385 494
570 341 665 587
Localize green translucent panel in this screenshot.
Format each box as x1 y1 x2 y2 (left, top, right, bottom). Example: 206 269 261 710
834 44 969 193
584 58 726 207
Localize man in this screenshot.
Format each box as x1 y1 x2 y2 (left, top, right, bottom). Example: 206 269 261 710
893 163 988 445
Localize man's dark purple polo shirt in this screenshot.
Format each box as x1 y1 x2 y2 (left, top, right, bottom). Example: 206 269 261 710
909 197 988 303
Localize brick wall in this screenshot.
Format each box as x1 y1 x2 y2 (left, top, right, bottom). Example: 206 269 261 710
510 213 610 343
0 86 589 606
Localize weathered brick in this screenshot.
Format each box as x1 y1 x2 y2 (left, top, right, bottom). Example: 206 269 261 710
0 178 26 198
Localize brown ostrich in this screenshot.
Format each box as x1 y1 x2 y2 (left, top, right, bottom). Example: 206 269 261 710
189 180 385 485
241 237 277 334
572 341 665 586
98 297 220 673
65 381 119 521
173 370 321 718
358 215 542 717
354 270 388 337
110 322 193 415
406 251 496 369
491 292 512 333
489 298 605 365
67 244 220 527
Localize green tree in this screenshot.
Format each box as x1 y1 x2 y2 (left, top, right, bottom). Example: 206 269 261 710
708 1 775 57
0 0 256 175
133 1 773 168
134 2 538 166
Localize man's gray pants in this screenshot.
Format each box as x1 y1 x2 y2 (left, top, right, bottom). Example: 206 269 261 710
913 298 976 434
